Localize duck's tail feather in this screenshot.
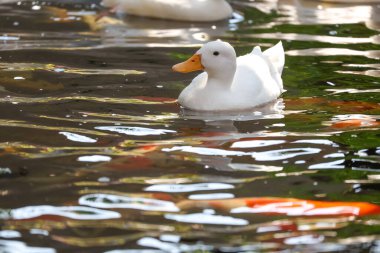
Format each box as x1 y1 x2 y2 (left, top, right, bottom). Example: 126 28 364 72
251 46 262 55
249 42 285 93
263 41 285 75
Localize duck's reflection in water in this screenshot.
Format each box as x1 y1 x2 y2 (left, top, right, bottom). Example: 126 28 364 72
180 99 284 128
174 100 285 172
173 99 352 172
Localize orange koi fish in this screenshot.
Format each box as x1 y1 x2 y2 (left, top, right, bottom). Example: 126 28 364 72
179 197 380 217
330 119 380 129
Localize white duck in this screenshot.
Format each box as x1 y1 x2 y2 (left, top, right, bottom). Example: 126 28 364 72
172 40 285 111
101 0 233 22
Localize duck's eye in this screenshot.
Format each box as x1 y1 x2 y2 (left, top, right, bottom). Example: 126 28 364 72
213 51 219 56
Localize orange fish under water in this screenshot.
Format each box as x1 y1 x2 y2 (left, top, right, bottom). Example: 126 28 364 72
330 119 380 129
179 197 380 217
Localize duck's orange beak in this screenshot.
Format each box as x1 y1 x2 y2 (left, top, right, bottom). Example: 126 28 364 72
172 54 204 73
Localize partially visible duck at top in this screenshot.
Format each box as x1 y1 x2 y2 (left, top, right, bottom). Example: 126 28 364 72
172 40 285 111
100 0 233 22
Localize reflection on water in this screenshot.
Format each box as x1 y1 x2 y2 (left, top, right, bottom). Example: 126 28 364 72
1 205 121 220
279 0 379 28
0 240 56 253
1 0 380 252
79 193 179 212
165 212 249 226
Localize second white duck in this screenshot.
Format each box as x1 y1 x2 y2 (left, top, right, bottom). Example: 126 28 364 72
101 0 233 22
172 40 285 111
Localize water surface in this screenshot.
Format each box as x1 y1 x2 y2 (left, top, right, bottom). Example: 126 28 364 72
0 0 380 252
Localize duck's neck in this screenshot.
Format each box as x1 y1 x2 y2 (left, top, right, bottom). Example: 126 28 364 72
205 62 237 89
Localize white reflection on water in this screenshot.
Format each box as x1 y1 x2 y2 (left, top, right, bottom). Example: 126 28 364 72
0 35 19 41
324 153 345 158
284 234 324 245
67 11 97 16
327 88 380 94
229 163 283 172
95 126 176 136
165 212 248 226
0 240 56 253
188 193 235 200
162 146 246 156
59 131 97 143
137 237 213 252
293 139 338 146
231 140 286 148
309 159 345 170
77 155 112 162
3 205 120 220
105 250 162 253
247 33 375 44
220 244 280 252
145 183 234 193
160 234 180 243
163 145 321 162
278 0 380 30
30 229 49 236
0 230 21 238
337 70 380 78
338 63 380 78
253 148 321 161
286 48 380 60
79 193 179 212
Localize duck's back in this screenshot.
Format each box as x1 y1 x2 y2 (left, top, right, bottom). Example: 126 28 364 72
103 0 232 22
231 50 283 108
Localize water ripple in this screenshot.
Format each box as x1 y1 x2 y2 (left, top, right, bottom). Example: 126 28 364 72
1 205 121 220
287 48 380 59
252 148 321 161
248 33 375 44
0 62 144 75
163 145 321 162
59 131 97 143
188 193 235 200
95 126 176 136
231 140 286 148
309 160 345 170
137 237 213 253
0 230 21 239
2 96 173 105
77 155 112 162
0 119 112 136
79 193 179 212
145 183 234 193
162 146 246 156
165 212 248 226
326 88 380 94
0 240 56 253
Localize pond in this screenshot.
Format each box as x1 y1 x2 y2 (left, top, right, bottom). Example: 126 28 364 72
0 0 379 252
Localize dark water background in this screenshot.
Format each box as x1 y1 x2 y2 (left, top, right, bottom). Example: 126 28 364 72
0 0 380 252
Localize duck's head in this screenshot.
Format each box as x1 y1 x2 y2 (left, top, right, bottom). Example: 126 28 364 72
172 40 236 75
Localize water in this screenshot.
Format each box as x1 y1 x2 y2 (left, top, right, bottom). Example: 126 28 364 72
0 0 380 252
